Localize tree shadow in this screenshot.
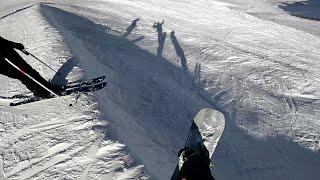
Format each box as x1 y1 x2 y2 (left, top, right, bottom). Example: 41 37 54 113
50 56 78 85
279 0 320 21
153 20 166 57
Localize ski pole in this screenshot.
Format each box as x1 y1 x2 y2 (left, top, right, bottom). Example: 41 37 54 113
4 58 72 107
20 49 60 75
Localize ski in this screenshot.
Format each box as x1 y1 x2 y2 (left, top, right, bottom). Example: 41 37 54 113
170 108 225 180
1 76 106 100
10 81 107 106
0 94 33 99
9 96 41 106
64 75 105 89
64 81 107 95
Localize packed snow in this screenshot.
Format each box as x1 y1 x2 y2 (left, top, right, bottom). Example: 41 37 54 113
0 0 320 179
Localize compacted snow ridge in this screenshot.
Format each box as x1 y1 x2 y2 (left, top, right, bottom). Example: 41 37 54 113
0 0 320 180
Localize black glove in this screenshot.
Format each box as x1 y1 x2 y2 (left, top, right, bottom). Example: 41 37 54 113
14 43 24 50
178 147 189 157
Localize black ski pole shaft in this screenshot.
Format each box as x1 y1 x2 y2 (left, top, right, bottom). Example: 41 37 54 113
4 58 72 107
21 49 59 74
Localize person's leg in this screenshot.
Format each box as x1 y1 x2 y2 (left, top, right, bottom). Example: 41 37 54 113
1 62 52 97
2 50 53 97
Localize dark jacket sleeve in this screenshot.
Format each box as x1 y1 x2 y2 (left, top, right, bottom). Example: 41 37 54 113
0 36 19 49
177 161 188 180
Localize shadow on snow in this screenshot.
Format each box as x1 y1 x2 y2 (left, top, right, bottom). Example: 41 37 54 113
40 4 320 180
51 56 78 85
279 0 320 21
153 20 166 58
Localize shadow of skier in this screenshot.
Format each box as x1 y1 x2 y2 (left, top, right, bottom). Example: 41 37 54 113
51 56 78 85
123 18 140 38
170 31 194 89
153 20 166 57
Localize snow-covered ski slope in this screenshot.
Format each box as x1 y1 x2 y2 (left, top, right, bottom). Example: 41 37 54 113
0 0 320 179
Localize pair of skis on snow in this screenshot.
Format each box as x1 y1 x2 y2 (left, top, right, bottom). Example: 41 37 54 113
7 76 107 106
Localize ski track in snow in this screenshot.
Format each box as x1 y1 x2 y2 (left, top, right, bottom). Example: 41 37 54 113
1 0 320 180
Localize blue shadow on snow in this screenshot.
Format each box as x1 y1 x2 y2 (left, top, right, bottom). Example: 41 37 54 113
40 4 320 180
279 0 320 21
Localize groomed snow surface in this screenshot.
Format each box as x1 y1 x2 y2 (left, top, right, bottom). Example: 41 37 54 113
0 0 320 179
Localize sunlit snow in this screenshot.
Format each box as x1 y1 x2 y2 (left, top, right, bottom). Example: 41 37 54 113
0 0 320 179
